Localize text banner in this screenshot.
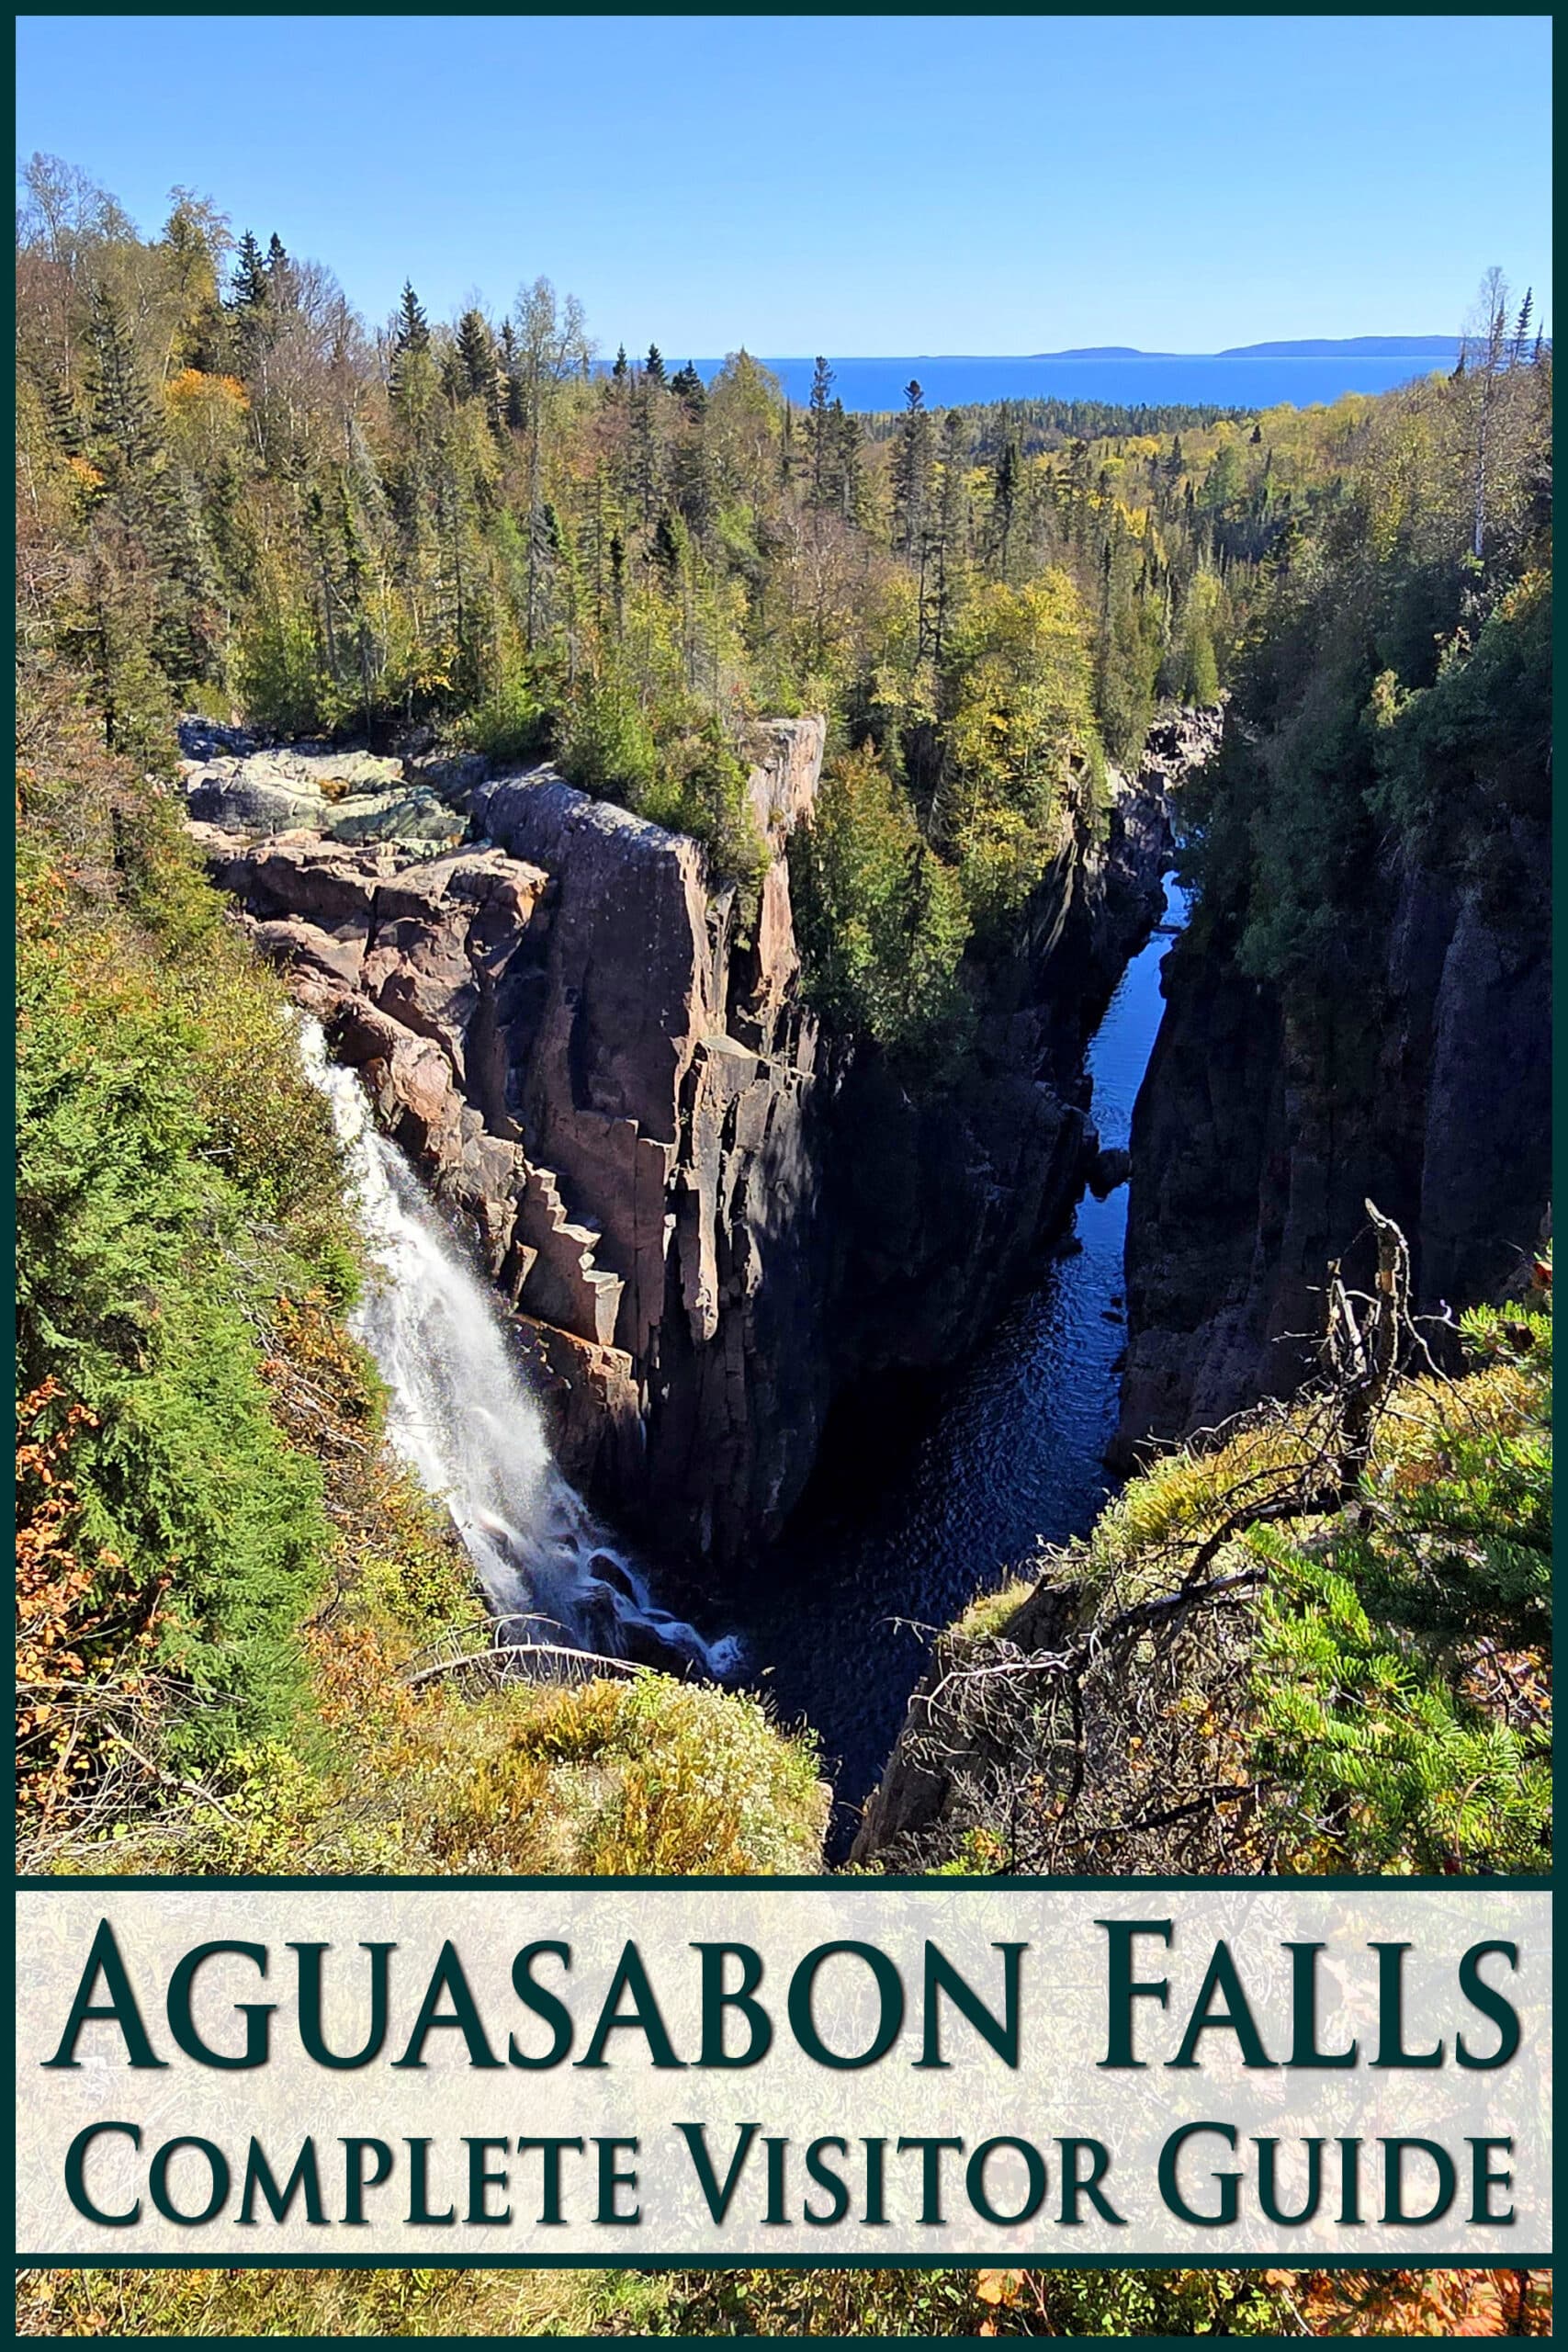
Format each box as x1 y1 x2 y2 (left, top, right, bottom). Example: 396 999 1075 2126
16 1883 1551 2259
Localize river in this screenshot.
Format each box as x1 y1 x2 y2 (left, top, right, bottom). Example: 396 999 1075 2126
726 880 1189 1853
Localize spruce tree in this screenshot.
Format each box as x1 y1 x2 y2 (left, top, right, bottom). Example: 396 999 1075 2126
991 435 1020 578
644 343 666 385
230 230 269 312
1511 288 1534 368
500 320 527 429
831 397 862 524
670 360 705 412
892 379 932 564
85 284 166 513
457 308 498 404
395 281 431 354
807 355 834 507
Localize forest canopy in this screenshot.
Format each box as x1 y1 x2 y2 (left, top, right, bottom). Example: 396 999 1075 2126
16 156 1550 1061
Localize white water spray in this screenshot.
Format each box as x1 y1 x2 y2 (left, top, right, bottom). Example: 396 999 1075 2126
297 1019 733 1677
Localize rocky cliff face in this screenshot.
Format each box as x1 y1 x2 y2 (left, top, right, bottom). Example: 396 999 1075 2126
184 709 1207 1573
1111 831 1551 1468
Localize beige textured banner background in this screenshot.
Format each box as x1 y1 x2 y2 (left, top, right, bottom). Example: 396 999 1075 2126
16 1885 1551 2258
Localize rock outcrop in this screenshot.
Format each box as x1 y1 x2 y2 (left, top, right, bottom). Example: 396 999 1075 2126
182 707 1211 1571
186 719 835 1566
1110 831 1551 1469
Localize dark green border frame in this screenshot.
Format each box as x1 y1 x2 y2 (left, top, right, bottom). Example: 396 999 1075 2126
9 5 1558 2338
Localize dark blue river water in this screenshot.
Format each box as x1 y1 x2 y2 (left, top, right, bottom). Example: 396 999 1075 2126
728 883 1190 1845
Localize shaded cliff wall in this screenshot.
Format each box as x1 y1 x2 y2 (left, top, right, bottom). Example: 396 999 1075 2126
1111 832 1551 1467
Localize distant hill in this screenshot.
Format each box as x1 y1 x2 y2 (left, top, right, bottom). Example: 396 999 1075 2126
1011 337 1462 362
1219 336 1461 358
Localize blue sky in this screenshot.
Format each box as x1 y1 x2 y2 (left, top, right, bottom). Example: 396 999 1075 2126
16 13 1552 355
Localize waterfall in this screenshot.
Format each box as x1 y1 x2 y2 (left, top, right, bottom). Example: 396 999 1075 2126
296 1019 734 1679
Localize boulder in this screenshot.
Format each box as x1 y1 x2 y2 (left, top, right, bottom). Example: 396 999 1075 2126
184 762 331 833
1088 1145 1131 1197
324 787 464 846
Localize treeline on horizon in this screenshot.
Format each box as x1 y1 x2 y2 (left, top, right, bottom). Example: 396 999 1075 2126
15 153 1551 1056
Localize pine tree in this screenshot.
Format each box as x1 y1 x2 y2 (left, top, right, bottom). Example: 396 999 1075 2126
644 343 666 385
611 344 628 380
652 504 683 578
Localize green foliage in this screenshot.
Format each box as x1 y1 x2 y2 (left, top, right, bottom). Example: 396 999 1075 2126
1370 569 1551 875
941 572 1102 931
1178 351 1551 989
790 744 972 1059
17 156 1277 1035
16 2260 1319 2339
556 667 660 801
641 723 769 908
639 2263 1303 2338
16 717 358 1772
1252 1294 1552 1871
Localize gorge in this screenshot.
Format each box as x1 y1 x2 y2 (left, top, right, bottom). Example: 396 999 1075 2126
181 706 1211 1793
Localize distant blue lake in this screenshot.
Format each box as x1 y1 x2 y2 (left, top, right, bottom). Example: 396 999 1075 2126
686 353 1454 414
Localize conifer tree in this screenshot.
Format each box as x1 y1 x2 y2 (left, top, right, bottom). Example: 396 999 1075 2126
892 379 932 562
806 354 834 507
85 283 167 514
991 435 1020 578
500 319 527 429
230 229 269 312
457 308 498 406
394 281 431 354
644 343 666 385
830 397 862 524
1511 288 1534 368
670 360 705 411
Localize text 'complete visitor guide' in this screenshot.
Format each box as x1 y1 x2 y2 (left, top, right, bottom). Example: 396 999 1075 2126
16 1883 1551 2261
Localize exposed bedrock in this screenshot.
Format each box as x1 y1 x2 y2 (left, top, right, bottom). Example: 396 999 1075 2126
1110 826 1552 1470
184 708 1212 1571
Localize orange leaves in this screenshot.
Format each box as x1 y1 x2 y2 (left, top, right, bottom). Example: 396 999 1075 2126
164 367 250 413
16 1380 168 1826
975 2267 1023 2307
973 2267 1024 2324
1298 2267 1551 2337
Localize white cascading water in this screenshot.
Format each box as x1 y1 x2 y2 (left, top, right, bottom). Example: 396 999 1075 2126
296 1018 733 1678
